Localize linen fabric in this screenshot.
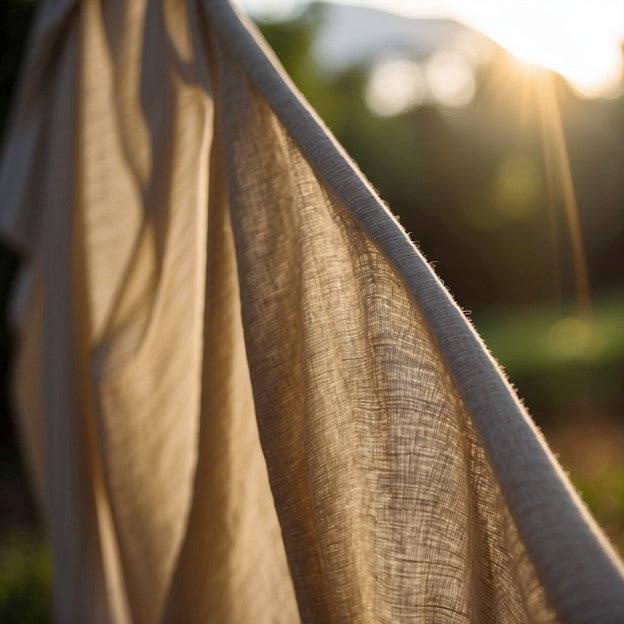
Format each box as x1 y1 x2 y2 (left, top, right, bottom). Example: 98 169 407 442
0 0 623 622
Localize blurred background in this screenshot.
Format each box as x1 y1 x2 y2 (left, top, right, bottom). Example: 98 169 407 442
1 0 623 620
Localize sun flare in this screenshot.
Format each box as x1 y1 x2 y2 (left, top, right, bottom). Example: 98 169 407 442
459 0 624 98
324 0 624 98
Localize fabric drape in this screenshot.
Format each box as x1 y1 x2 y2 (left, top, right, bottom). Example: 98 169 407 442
1 0 623 622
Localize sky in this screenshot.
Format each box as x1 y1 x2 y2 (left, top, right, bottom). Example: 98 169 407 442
234 0 624 97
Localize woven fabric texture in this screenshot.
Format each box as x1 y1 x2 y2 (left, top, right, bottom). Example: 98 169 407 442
0 0 623 623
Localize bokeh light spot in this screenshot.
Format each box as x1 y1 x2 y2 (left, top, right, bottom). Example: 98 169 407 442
365 58 427 117
425 51 476 108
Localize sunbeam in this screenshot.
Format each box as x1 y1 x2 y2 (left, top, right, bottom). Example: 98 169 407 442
536 72 593 317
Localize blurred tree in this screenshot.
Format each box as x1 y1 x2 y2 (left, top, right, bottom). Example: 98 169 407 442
258 4 624 315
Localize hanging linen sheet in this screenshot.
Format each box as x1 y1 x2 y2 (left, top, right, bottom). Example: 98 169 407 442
0 0 623 622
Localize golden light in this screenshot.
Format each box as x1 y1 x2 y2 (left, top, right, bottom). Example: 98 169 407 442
535 73 593 317
457 0 624 98
453 1 624 317
333 0 624 99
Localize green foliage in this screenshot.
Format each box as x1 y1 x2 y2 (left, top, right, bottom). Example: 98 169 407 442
476 292 624 373
474 291 624 422
256 5 324 100
573 468 624 554
0 532 52 624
